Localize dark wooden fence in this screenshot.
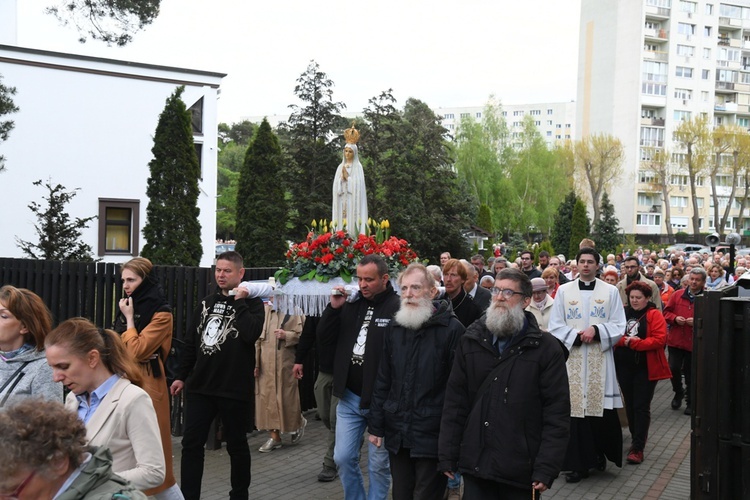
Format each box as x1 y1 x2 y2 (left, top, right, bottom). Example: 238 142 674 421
692 282 750 499
0 258 322 436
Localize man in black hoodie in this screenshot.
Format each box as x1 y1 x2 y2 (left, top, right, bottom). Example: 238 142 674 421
170 251 265 500
318 254 400 500
368 263 464 499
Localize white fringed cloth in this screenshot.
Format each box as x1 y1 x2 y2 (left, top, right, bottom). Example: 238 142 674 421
274 277 400 316
274 278 357 316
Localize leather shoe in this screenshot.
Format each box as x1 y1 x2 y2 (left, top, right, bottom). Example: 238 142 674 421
671 394 682 410
565 470 589 483
596 454 607 471
627 449 644 464
317 465 338 482
258 438 282 453
684 405 692 416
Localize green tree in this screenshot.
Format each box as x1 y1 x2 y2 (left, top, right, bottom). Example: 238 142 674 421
281 61 345 240
45 0 161 45
235 119 287 266
569 198 591 259
141 86 202 266
477 203 493 233
0 75 19 172
216 122 258 240
593 191 621 254
551 191 577 258
16 179 96 261
361 96 474 260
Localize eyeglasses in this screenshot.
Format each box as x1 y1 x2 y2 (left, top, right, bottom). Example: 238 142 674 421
0 470 35 499
490 287 526 299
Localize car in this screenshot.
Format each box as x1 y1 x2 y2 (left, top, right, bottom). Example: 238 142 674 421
665 243 708 254
215 243 236 257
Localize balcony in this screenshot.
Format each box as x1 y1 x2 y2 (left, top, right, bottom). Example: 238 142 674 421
644 28 669 41
645 5 670 19
643 49 669 61
716 81 736 92
719 17 743 29
640 117 665 126
715 102 738 112
719 36 730 46
640 139 664 148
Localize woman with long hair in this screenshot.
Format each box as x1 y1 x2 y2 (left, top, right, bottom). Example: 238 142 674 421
113 257 181 499
46 317 165 491
0 285 61 407
614 282 671 465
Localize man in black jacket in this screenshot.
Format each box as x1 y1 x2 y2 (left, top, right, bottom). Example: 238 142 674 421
368 263 465 499
439 268 570 499
318 254 400 500
293 316 339 482
170 251 265 500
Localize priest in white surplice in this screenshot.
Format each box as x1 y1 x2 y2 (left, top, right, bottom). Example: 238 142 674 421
549 247 626 483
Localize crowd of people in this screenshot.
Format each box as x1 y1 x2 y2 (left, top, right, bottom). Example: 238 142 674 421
0 240 740 499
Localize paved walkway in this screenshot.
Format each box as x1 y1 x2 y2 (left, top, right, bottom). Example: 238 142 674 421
171 380 691 499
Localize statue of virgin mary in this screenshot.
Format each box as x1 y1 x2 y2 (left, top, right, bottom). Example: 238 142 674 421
332 124 368 235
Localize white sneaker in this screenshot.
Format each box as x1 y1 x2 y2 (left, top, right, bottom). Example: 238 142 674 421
258 438 282 453
291 417 307 444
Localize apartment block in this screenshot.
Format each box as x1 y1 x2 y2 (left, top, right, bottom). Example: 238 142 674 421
579 0 750 236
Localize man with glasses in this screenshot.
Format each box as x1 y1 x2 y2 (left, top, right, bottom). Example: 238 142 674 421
439 268 570 499
519 251 542 279
549 247 627 483
616 256 662 309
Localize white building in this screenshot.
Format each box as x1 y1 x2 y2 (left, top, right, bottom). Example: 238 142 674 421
578 0 750 236
0 44 225 266
437 101 577 149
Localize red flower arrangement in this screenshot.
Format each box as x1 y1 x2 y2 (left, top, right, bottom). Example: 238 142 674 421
275 220 419 284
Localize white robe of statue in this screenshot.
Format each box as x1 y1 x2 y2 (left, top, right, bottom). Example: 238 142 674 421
332 143 368 235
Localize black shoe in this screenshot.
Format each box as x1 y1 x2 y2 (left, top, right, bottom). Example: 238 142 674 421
684 405 692 416
596 454 607 471
317 465 338 482
565 470 589 483
671 394 683 410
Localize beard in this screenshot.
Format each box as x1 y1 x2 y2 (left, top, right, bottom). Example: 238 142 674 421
485 300 526 339
394 295 434 330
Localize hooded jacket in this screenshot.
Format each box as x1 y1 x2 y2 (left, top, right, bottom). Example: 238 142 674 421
368 300 464 457
0 348 62 408
57 446 147 500
439 311 570 489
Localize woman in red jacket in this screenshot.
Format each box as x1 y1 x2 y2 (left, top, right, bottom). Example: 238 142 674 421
614 281 671 466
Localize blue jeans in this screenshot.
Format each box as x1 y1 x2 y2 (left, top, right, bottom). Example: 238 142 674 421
334 389 390 500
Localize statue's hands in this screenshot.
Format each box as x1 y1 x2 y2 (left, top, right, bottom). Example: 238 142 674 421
342 165 349 182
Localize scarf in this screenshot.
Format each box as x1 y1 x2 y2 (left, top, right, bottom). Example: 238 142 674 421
113 274 171 334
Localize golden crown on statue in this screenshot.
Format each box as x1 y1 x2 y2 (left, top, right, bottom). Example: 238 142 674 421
343 122 360 144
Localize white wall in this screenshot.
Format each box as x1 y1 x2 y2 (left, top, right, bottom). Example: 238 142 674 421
0 46 223 266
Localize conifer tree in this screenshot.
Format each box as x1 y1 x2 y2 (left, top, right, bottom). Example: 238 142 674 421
235 119 287 266
594 191 622 254
141 86 202 266
282 61 345 241
16 179 96 261
477 204 493 233
551 191 577 258
569 199 592 259
0 75 19 172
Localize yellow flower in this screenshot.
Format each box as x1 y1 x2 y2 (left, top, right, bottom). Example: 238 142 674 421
311 219 317 228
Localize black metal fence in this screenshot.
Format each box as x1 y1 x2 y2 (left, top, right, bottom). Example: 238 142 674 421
692 283 750 499
0 258 321 430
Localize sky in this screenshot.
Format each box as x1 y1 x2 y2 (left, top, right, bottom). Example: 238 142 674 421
15 0 582 125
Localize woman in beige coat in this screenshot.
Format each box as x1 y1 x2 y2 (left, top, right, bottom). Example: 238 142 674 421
255 302 306 452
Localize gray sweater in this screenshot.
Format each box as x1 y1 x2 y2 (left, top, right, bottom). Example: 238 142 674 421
0 348 63 407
